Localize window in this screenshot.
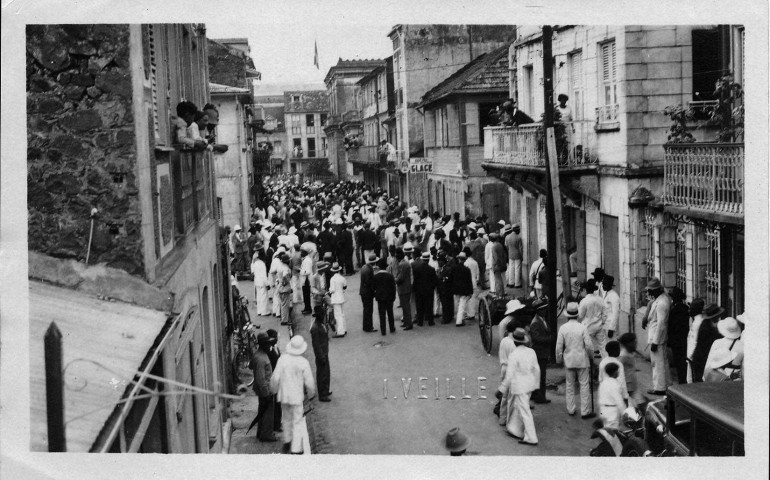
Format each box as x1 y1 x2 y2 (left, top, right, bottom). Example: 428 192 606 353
291 162 297 174
291 94 301 103
568 50 583 120
478 102 499 145
146 25 170 146
321 137 328 157
320 113 328 126
307 138 316 158
692 29 723 101
600 41 617 107
522 65 534 115
675 224 688 294
273 140 282 154
291 115 301 135
306 114 315 127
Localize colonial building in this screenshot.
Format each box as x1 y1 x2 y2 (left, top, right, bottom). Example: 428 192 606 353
388 24 519 202
284 90 330 178
251 91 288 175
27 24 231 453
323 58 385 179
418 45 511 218
482 25 745 341
351 56 395 191
210 82 254 230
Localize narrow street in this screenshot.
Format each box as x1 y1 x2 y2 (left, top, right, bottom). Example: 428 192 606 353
230 272 653 456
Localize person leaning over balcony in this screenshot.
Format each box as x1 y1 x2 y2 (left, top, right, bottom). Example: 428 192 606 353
172 101 207 150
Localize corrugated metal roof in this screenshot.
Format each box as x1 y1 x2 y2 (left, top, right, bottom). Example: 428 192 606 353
418 45 510 108
210 82 251 94
29 281 168 452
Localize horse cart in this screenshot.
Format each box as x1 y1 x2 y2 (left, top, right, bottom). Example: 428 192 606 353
477 274 571 354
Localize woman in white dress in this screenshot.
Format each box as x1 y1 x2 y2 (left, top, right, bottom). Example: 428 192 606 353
251 248 271 316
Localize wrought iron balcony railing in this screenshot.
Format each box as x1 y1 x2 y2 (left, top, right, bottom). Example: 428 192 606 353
483 121 598 168
663 143 744 217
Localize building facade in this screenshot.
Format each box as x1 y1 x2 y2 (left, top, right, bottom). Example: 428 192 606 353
284 90 330 178
388 24 519 202
351 57 395 191
252 92 288 175
210 83 254 230
323 58 385 179
27 24 231 452
482 25 745 341
419 45 511 219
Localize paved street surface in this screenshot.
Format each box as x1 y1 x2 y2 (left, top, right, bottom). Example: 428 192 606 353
230 271 653 456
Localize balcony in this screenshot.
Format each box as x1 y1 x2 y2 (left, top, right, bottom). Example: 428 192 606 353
483 121 598 170
350 146 379 166
594 104 620 131
663 143 744 223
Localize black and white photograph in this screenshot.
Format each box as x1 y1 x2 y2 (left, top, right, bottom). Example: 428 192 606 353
1 1 768 479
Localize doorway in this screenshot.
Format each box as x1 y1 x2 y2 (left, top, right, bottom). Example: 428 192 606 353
601 214 620 296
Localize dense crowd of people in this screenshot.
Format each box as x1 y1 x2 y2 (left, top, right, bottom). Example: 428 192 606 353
230 178 745 452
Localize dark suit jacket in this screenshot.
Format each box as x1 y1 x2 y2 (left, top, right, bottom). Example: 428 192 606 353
529 314 552 359
395 258 412 295
338 229 354 253
250 348 273 398
359 264 374 298
450 262 473 296
318 229 336 255
372 270 396 303
310 321 329 360
360 229 379 251
411 259 436 294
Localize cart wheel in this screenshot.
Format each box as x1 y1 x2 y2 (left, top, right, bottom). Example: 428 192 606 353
478 295 493 353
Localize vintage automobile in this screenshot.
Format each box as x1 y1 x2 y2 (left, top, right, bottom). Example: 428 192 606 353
644 381 744 456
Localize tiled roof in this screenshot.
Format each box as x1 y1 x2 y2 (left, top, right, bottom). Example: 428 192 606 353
284 90 329 113
418 45 510 108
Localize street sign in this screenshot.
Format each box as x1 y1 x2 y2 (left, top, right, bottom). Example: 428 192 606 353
408 157 433 174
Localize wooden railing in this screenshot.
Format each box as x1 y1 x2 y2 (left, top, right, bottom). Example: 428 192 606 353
483 121 598 168
664 143 744 216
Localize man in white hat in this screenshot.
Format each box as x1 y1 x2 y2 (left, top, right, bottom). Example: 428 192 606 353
270 247 287 317
500 328 540 445
556 302 596 418
498 299 525 345
495 319 518 418
270 335 316 454
328 263 348 337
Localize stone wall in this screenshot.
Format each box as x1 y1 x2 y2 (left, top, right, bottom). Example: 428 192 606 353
26 24 145 275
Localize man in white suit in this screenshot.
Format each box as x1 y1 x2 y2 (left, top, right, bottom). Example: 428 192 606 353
500 328 540 446
642 277 672 395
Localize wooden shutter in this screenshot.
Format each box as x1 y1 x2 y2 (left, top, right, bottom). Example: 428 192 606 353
447 103 461 146
661 224 678 289
148 25 171 146
424 109 436 148
464 102 480 145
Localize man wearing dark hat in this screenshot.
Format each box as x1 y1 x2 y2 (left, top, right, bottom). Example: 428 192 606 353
641 277 672 395
437 252 455 324
451 252 474 327
528 299 552 403
412 251 437 326
490 233 507 297
250 332 278 442
359 254 378 332
265 329 282 432
591 267 606 295
444 427 470 456
500 328 540 445
372 257 397 335
394 247 414 330
601 275 620 340
338 221 355 275
668 287 690 384
689 303 724 383
310 306 332 402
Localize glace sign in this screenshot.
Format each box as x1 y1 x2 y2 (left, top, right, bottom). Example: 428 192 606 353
408 157 433 174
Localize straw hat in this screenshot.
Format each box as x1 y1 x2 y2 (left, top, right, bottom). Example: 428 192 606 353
645 277 662 290
444 427 470 453
330 262 342 273
367 254 380 264
512 327 531 345
566 302 579 319
316 261 330 272
421 251 431 260
285 335 308 355
717 317 742 339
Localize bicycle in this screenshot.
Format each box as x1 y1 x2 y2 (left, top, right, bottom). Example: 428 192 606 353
232 294 258 388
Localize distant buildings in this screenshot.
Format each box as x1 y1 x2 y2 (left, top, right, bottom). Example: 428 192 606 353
283 90 330 176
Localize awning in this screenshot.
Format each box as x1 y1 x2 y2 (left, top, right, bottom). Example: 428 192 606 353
29 281 169 452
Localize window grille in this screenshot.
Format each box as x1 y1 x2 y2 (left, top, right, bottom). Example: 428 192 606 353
703 228 721 305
